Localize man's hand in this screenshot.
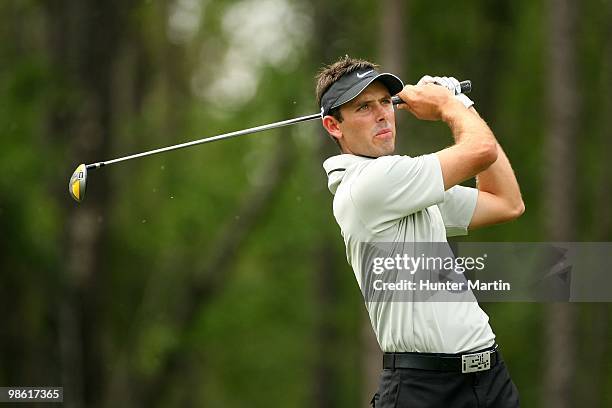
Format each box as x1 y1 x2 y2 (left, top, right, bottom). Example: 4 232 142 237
396 83 465 121
417 75 462 93
418 75 474 108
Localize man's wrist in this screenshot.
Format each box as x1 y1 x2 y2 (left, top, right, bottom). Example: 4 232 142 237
455 94 474 109
440 99 468 125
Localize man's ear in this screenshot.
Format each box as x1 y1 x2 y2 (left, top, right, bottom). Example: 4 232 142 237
322 115 343 143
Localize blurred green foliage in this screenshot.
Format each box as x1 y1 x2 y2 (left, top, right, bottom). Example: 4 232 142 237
0 0 611 407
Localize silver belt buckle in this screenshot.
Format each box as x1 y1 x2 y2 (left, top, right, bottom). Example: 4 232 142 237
461 350 491 373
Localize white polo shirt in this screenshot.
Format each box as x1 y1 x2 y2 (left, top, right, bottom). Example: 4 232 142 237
323 153 495 353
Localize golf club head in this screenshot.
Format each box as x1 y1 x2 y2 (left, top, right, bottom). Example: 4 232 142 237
69 164 87 202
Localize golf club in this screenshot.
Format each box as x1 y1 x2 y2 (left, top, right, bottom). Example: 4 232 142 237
68 80 471 202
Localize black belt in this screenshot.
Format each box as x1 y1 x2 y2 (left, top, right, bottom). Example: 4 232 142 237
383 345 499 373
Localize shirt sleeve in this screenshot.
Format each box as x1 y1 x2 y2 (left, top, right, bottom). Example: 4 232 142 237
437 185 479 236
349 154 445 232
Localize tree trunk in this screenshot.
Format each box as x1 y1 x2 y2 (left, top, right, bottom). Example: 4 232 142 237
542 0 578 407
311 244 338 408
308 1 354 406
381 0 408 153
359 0 408 405
43 0 133 406
579 3 612 405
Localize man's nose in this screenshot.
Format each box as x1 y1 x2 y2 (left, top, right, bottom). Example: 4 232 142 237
373 103 391 121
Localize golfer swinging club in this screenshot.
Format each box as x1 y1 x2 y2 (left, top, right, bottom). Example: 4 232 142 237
317 56 523 407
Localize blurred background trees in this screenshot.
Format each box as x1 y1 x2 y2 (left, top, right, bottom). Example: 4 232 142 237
1 0 611 406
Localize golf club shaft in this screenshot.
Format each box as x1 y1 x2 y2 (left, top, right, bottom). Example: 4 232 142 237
85 112 322 170
85 80 471 170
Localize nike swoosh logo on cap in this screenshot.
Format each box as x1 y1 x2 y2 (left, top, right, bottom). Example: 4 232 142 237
356 70 373 78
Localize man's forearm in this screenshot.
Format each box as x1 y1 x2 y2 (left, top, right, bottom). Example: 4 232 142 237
476 142 524 210
432 100 499 190
462 106 523 208
442 102 497 149
399 84 500 190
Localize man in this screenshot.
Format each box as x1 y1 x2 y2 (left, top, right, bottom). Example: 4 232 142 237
317 56 523 407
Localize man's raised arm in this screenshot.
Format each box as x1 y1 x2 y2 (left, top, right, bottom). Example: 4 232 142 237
465 108 524 228
396 83 498 190
397 84 524 227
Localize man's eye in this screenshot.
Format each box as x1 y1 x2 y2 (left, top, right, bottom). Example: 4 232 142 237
358 104 369 111
382 98 392 105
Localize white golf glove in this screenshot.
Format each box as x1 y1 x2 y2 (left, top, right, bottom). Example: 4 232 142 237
417 75 474 109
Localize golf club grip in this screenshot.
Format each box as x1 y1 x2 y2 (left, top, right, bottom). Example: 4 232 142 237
391 80 471 105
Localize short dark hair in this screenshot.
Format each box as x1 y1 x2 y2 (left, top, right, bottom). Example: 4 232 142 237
315 56 379 149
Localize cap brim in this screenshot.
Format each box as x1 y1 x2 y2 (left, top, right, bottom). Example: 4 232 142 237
330 73 404 111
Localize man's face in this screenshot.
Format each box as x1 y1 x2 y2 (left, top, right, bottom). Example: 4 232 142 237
324 81 396 157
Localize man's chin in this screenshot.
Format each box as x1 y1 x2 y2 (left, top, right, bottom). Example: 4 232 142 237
346 140 395 158
370 144 395 158
378 140 395 156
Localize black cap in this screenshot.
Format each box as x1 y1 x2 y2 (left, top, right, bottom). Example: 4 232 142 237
320 68 404 117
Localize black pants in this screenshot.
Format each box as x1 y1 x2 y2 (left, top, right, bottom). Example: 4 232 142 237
370 354 519 408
